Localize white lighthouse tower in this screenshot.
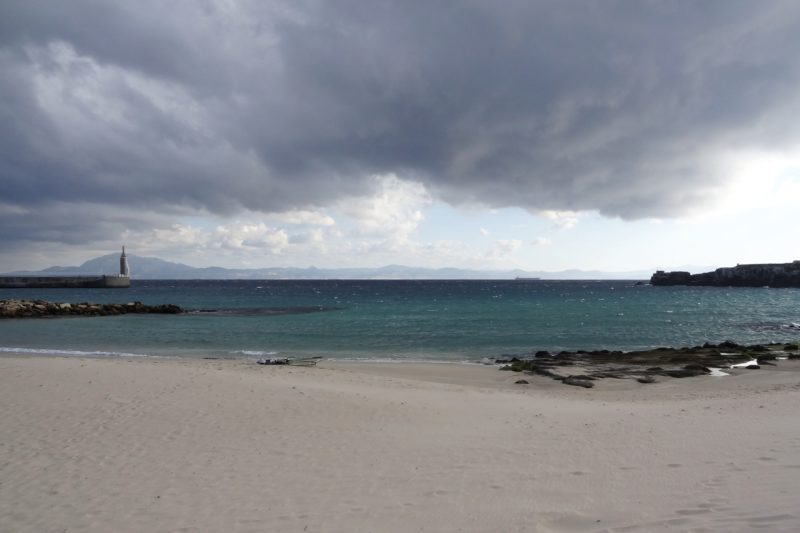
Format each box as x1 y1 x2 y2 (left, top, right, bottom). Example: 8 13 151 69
120 246 130 278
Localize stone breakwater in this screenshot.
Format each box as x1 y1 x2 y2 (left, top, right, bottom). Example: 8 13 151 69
0 299 183 319
0 275 130 289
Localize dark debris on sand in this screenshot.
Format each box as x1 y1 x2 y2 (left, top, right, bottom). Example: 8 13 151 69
496 341 800 388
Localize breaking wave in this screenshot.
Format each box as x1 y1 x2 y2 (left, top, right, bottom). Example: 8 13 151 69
0 346 151 357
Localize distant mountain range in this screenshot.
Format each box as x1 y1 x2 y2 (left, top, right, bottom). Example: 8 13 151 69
3 253 713 280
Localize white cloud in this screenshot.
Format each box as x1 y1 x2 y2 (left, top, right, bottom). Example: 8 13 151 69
531 237 551 246
338 174 430 244
538 210 580 230
480 228 490 236
214 223 289 252
126 220 290 259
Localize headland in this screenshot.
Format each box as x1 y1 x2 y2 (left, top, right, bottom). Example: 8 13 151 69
651 260 800 287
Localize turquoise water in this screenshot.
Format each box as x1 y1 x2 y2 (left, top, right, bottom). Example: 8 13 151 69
1 280 799 361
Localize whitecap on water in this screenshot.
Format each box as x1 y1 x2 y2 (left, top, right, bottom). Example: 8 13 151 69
0 346 150 357
230 350 278 357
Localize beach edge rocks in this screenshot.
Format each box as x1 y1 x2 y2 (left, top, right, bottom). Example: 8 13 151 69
498 341 800 387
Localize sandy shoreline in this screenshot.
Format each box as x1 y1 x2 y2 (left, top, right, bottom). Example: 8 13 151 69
2 356 799 532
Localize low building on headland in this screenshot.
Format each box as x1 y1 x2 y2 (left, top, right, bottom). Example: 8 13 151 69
651 261 800 288
0 248 131 289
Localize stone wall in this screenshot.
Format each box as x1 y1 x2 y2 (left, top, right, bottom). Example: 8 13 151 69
0 275 130 288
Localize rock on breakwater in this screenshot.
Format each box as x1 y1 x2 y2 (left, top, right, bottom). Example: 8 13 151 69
0 299 183 319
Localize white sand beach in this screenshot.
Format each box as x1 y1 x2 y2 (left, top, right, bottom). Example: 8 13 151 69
2 355 799 532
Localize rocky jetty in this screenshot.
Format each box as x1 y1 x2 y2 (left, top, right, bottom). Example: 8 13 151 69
0 299 183 319
497 341 800 387
651 261 800 287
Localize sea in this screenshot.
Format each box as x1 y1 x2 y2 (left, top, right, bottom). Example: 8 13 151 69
1 280 799 362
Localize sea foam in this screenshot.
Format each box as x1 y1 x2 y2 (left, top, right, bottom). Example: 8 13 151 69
0 346 150 358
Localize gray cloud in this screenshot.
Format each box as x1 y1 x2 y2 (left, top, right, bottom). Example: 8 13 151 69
2 0 800 251
0 202 174 248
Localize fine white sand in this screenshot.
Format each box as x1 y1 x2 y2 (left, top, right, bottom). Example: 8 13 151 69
1 355 799 532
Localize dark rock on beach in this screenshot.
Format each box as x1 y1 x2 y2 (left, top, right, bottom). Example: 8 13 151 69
0 299 184 319
719 340 741 349
664 366 710 378
562 376 595 388
498 341 795 389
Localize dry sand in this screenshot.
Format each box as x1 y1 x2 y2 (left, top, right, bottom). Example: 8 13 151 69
1 355 799 532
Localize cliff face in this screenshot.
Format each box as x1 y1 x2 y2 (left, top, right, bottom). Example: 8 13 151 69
651 261 800 288
650 271 692 285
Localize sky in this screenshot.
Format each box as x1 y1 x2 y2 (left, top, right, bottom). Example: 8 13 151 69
2 1 800 273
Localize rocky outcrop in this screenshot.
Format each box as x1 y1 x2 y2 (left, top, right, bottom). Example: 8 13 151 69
497 341 800 387
650 270 692 285
651 261 800 287
0 299 182 319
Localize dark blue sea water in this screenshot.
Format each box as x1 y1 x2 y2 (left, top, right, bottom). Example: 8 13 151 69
2 280 799 361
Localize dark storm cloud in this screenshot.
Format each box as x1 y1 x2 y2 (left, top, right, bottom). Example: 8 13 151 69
2 0 800 247
0 202 170 249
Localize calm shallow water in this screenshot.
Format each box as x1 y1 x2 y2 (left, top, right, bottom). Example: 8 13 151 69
1 280 799 361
